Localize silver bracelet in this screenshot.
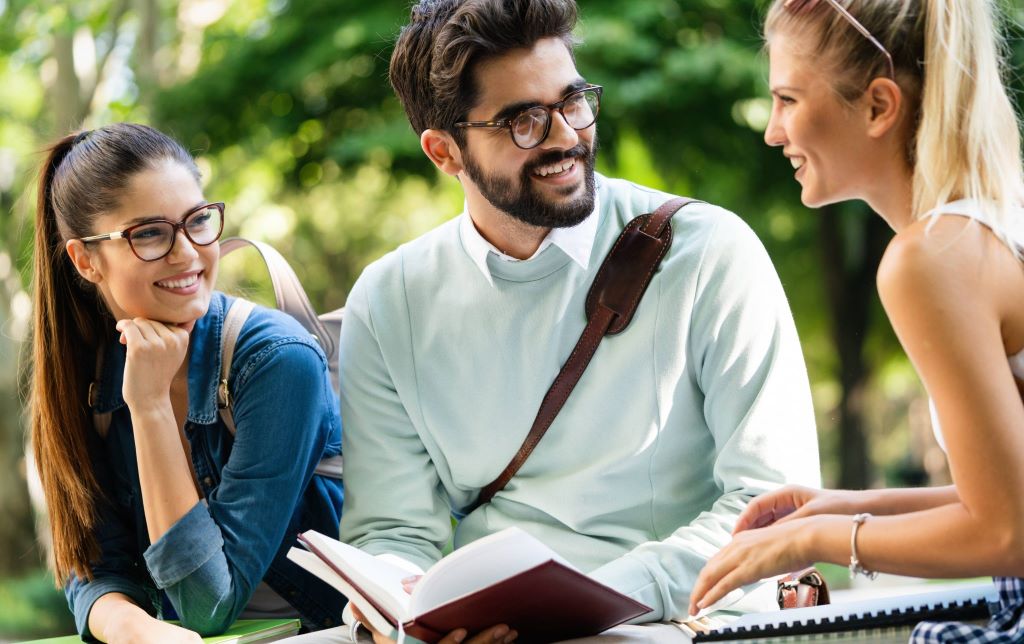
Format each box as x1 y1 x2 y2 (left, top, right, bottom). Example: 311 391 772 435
849 512 878 579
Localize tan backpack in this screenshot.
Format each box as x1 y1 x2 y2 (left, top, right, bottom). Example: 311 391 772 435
217 238 343 479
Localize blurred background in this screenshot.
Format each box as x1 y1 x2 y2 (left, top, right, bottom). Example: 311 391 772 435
1 0 1022 639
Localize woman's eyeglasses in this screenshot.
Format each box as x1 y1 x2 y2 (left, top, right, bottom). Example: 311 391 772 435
78 202 225 262
454 85 603 150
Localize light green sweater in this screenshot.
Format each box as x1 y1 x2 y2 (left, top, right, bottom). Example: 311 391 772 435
338 175 820 621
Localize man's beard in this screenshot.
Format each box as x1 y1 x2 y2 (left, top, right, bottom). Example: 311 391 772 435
461 138 598 229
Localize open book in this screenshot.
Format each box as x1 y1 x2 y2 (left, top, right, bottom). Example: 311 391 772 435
287 527 651 643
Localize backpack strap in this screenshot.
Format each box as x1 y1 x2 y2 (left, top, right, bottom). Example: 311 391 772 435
218 297 257 434
218 238 336 361
475 197 699 508
218 297 344 479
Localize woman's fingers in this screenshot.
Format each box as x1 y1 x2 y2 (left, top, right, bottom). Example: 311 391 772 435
693 568 751 616
734 493 794 533
117 318 189 360
773 502 815 525
689 549 735 616
130 318 163 343
735 486 819 534
116 319 144 347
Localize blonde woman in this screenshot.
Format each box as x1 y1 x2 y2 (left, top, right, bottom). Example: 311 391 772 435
688 0 1024 640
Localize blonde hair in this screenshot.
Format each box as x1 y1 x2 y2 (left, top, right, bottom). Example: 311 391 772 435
766 0 1024 253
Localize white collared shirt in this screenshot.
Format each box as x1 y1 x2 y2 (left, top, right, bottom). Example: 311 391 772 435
458 198 600 286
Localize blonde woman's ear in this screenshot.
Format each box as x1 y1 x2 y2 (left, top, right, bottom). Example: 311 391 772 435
864 77 904 139
65 239 103 284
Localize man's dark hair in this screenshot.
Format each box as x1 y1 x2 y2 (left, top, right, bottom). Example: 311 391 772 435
389 0 579 139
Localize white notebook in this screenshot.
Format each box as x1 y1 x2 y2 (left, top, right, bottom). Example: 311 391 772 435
693 581 998 642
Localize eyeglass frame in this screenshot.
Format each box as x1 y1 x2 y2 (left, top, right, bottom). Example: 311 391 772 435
820 0 895 80
77 201 226 262
452 84 603 150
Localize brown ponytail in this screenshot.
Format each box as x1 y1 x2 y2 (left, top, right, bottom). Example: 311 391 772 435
32 133 104 583
29 124 200 583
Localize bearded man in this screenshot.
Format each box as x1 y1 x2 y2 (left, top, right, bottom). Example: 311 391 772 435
327 0 821 641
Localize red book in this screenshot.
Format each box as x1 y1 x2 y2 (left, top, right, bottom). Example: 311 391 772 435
288 527 652 642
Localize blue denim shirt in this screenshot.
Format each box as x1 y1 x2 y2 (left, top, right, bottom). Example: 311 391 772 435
66 292 344 638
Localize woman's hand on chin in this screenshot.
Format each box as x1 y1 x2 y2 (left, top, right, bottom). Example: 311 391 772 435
116 317 190 410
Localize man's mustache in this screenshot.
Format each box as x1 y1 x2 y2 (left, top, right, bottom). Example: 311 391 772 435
523 143 591 174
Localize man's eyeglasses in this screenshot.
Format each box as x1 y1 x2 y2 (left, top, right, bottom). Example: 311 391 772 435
454 85 603 150
78 202 225 262
820 0 895 79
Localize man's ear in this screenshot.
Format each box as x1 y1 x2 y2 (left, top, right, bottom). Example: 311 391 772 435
65 239 103 284
420 129 464 176
864 77 903 139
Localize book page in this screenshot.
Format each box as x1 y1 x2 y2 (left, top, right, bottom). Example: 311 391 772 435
295 532 413 622
410 527 575 616
287 549 394 636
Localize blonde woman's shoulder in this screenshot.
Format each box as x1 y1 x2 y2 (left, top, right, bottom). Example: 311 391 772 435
878 213 1022 323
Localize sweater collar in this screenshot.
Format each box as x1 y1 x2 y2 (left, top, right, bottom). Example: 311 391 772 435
458 195 599 287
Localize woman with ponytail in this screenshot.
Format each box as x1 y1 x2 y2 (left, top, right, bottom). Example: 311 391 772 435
689 1 1024 640
31 123 344 642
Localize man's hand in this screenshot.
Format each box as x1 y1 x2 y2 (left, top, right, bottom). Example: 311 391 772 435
350 575 518 644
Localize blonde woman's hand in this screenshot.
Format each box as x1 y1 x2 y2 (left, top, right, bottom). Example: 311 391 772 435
688 515 826 617
733 485 863 534
116 318 189 410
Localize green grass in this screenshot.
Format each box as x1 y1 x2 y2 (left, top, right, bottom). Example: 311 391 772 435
0 569 76 641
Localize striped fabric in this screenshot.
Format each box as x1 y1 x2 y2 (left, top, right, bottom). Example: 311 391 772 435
912 577 1024 643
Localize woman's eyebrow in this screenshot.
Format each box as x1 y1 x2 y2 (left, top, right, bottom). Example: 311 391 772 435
122 200 207 226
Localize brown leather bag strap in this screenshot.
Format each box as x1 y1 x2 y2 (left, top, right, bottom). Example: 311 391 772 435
476 197 698 507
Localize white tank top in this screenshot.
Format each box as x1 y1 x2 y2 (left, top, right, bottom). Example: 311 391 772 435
925 200 1024 450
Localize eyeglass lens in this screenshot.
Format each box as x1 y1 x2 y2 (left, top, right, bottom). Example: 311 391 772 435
128 205 223 261
511 88 601 148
